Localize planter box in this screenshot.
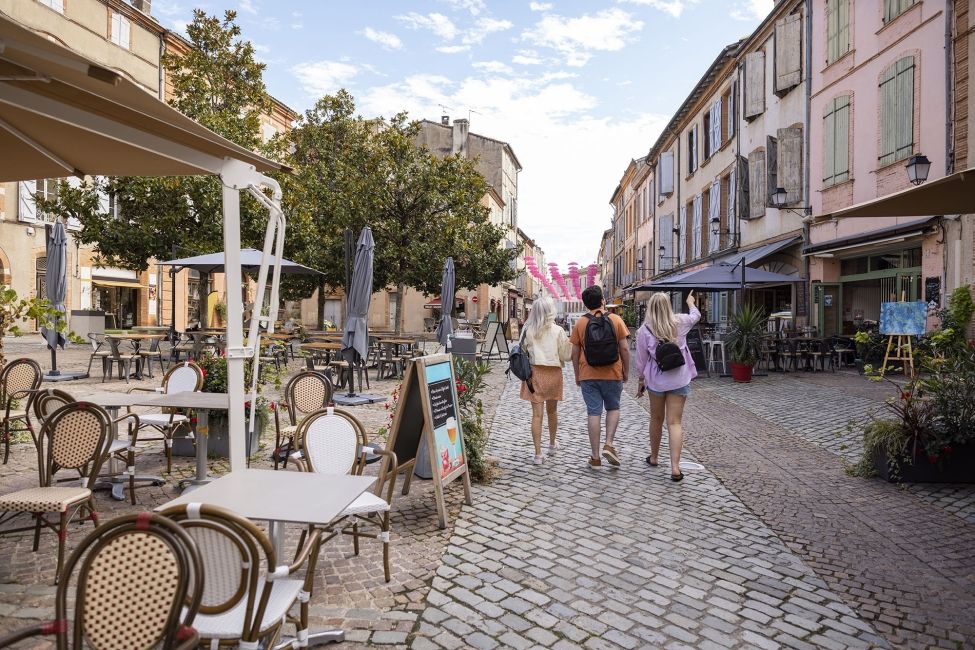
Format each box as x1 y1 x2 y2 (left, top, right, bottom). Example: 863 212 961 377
172 411 265 459
873 443 975 483
730 362 754 383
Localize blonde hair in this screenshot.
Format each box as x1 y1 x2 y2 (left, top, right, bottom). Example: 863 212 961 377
524 296 556 340
644 293 678 342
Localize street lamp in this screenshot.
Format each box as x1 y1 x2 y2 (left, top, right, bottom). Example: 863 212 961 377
770 186 812 217
710 216 720 236
658 244 678 263
906 154 931 186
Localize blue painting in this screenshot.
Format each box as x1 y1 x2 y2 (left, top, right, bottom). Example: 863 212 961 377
880 302 927 336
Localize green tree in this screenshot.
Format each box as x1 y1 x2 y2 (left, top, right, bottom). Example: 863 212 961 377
0 285 62 370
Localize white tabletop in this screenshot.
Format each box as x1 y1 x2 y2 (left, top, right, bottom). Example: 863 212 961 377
139 392 230 410
81 392 156 408
158 469 376 527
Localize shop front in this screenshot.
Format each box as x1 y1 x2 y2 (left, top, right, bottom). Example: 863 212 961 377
92 279 141 329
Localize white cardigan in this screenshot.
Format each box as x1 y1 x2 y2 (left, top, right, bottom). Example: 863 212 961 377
522 322 572 368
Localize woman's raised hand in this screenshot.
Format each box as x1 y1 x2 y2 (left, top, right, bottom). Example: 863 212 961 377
686 290 696 307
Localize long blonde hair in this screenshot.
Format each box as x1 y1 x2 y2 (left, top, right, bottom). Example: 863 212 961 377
524 296 556 340
644 292 678 342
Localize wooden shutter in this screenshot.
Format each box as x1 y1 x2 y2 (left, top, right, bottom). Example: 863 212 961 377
712 100 722 154
659 212 673 270
737 156 749 221
709 180 721 253
747 151 765 219
879 63 896 165
894 58 915 162
678 203 687 264
692 196 702 260
728 167 737 235
658 152 674 195
728 80 737 137
18 180 36 222
777 126 803 204
823 98 836 184
835 97 849 182
827 1 838 64
837 0 850 60
766 135 778 207
744 51 766 119
775 13 802 93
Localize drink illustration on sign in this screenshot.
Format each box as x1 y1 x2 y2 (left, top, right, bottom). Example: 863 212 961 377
426 362 465 479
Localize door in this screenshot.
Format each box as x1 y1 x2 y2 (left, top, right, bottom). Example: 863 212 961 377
815 283 841 337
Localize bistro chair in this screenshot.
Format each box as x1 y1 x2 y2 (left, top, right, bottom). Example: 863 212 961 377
376 343 402 381
272 371 333 470
1 358 42 464
0 512 203 649
0 402 112 580
291 407 398 582
128 361 204 474
138 337 168 378
84 333 111 377
102 337 143 383
159 502 324 649
832 337 856 368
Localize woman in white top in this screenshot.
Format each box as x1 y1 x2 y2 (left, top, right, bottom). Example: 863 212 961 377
519 296 572 465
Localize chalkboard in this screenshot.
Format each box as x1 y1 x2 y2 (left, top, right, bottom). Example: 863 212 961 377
386 354 472 528
480 320 509 360
686 326 708 375
924 277 941 306
795 279 808 317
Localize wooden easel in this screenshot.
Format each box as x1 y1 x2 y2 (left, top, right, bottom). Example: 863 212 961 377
880 334 915 377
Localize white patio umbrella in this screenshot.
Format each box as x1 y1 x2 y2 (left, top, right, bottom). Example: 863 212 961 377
0 15 286 471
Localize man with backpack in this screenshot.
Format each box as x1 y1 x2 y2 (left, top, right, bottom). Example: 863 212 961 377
570 285 631 468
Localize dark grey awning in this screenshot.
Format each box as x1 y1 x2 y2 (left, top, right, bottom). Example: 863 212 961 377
719 236 801 267
803 216 937 256
636 263 799 291
158 249 321 275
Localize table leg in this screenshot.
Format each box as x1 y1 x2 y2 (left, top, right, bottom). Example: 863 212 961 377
93 406 165 501
179 408 212 493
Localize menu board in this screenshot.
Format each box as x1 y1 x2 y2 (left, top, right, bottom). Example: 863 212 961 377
385 353 472 528
480 320 509 360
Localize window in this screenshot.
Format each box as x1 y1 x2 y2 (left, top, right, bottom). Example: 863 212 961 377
823 95 850 186
687 125 699 175
38 0 64 12
111 12 131 49
658 151 675 196
691 195 702 260
827 0 850 65
18 179 61 223
878 56 915 166
884 0 916 24
704 100 721 159
708 179 721 254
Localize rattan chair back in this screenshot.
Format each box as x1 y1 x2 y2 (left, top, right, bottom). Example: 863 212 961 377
31 388 76 424
57 513 203 649
160 503 277 644
1 357 42 403
162 361 204 394
37 402 112 488
284 371 333 423
295 407 367 476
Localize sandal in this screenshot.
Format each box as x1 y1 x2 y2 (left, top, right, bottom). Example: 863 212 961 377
671 472 684 482
645 456 658 467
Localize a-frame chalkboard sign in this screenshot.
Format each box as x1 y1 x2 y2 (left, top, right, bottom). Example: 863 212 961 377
479 320 509 360
386 354 473 528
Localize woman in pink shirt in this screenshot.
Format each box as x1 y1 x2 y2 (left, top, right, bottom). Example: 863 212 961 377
635 291 700 481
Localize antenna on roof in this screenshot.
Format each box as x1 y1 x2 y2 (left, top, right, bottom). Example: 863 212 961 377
468 108 482 124
440 104 452 125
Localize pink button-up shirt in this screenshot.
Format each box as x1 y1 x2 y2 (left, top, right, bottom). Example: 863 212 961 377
635 306 701 393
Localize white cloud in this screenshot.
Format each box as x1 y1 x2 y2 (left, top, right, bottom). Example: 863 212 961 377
512 49 544 65
730 0 773 21
441 0 486 14
529 2 553 11
291 11 303 30
396 12 459 40
618 0 696 18
238 0 257 14
359 72 667 263
361 27 403 50
521 8 644 67
437 45 470 54
473 60 514 74
291 60 359 97
463 17 514 45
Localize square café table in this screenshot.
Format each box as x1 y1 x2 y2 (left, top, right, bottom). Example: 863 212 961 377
159 469 376 646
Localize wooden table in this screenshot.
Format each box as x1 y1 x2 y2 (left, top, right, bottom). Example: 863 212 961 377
158 469 375 646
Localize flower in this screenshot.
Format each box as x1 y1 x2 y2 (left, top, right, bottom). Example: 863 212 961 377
943 444 953 454
900 391 911 401
928 454 939 464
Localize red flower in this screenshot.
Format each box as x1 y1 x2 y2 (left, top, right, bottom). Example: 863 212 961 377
269 402 277 411
201 369 207 378
943 445 953 454
244 401 251 410
900 391 911 401
928 454 940 464
458 384 468 393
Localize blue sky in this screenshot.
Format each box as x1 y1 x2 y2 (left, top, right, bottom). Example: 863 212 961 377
153 0 771 264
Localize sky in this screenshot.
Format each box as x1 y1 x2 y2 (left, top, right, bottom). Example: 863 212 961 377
152 0 773 266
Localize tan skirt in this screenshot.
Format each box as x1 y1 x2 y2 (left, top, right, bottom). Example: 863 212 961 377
520 365 564 403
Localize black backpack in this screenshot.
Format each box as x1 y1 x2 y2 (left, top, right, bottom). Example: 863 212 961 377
647 325 686 372
582 313 619 367
507 331 534 392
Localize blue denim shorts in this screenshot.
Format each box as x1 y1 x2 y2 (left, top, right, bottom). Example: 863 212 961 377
580 380 623 416
647 384 692 398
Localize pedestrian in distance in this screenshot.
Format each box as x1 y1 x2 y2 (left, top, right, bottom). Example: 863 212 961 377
518 296 572 465
570 285 630 468
635 291 701 481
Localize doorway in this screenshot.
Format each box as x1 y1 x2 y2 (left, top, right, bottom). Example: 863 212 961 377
815 283 842 337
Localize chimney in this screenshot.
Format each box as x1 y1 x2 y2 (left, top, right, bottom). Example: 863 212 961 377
132 0 152 13
441 115 450 126
451 118 469 158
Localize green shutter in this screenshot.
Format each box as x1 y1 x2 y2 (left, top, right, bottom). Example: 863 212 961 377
827 2 838 64
835 96 849 182
879 64 897 166
894 58 914 162
823 98 836 185
838 0 849 56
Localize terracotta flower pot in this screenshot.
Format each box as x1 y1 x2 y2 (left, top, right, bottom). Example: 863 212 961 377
730 362 754 383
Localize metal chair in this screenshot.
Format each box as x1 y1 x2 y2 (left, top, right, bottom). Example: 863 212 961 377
139 337 168 378
272 371 333 470
0 512 203 649
0 402 112 579
102 337 142 383
292 408 398 582
1 358 42 464
159 502 323 649
84 333 111 377
128 361 204 474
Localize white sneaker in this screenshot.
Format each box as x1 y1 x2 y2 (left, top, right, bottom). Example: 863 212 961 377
547 442 560 456
533 454 544 465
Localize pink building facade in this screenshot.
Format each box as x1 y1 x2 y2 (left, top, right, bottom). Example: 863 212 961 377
806 0 949 335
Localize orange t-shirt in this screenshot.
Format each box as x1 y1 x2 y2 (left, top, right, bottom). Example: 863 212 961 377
570 311 629 381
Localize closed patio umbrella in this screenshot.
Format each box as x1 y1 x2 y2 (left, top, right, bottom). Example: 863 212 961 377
40 221 84 381
336 227 380 404
435 257 455 348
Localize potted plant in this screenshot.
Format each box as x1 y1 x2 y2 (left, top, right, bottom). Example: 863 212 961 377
725 304 766 383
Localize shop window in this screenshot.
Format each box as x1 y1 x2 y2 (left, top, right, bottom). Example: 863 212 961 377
905 247 922 267
841 257 868 276
870 253 902 271
187 270 201 325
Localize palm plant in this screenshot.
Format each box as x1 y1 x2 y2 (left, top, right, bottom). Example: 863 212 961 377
726 304 766 366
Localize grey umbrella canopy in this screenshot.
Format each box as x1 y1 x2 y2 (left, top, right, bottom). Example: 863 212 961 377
41 221 67 351
435 257 456 347
638 263 798 291
157 249 321 275
341 227 375 361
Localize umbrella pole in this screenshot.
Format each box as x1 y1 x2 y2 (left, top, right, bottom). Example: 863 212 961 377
49 312 59 376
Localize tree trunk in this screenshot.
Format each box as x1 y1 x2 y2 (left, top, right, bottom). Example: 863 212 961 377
394 282 405 335
316 277 326 330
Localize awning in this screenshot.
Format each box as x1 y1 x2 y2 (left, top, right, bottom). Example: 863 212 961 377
637 263 799 291
158 249 321 275
823 167 975 219
719 236 801 267
424 296 466 309
803 216 937 257
92 278 142 288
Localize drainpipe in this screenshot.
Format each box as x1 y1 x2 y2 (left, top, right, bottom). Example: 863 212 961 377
675 129 682 268
158 31 166 100
945 1 954 175
735 61 743 250
802 0 812 327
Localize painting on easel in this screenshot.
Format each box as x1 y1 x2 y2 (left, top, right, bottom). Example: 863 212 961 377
879 301 927 377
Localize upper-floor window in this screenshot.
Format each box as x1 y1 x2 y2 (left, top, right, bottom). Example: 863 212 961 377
38 0 64 13
722 82 736 142
878 56 915 167
704 100 721 160
111 12 131 50
883 0 917 24
823 95 851 186
826 0 851 65
687 125 699 175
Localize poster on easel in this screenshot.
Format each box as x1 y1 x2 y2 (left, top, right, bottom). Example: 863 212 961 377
386 354 472 528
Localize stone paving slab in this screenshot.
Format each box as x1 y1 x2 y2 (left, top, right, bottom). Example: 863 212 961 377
411 370 886 649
